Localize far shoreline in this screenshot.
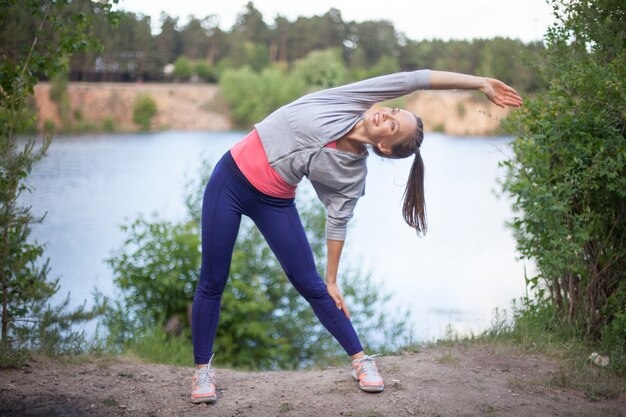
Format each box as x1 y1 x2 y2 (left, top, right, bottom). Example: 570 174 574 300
33 82 514 136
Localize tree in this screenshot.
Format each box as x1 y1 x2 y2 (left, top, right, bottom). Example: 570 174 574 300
105 161 412 370
155 13 180 64
232 1 269 45
502 0 625 370
179 16 210 61
286 9 346 62
347 20 399 68
0 0 117 354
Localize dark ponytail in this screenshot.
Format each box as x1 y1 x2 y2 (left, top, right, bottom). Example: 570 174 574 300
403 146 426 235
372 114 426 235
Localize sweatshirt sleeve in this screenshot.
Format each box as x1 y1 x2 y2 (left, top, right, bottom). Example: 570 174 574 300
310 180 361 241
315 70 431 105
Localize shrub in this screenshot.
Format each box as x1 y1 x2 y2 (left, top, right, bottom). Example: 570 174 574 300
173 56 193 81
132 94 157 131
501 0 625 373
292 48 346 90
219 65 305 128
194 61 217 82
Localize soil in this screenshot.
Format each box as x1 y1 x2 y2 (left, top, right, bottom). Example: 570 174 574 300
1 344 624 417
32 82 512 136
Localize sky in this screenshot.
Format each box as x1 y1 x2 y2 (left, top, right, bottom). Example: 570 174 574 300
115 0 555 43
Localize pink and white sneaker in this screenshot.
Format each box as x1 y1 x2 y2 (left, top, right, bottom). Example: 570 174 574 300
191 354 217 404
352 354 384 392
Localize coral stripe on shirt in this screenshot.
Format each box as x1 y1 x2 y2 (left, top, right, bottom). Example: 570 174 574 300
230 130 297 199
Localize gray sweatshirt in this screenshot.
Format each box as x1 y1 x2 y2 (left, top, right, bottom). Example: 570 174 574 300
255 70 431 240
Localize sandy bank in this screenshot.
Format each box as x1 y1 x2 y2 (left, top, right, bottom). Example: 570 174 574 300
33 82 514 136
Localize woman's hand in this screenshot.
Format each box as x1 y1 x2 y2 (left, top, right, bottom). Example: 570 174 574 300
327 282 351 319
480 78 524 108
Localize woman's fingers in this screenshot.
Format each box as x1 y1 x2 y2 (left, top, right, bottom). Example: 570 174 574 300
486 78 523 108
338 294 351 319
342 303 351 319
328 286 351 319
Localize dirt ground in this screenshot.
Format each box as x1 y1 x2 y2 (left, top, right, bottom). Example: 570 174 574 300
1 344 624 417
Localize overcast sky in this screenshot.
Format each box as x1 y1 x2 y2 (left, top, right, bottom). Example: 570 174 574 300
115 0 554 43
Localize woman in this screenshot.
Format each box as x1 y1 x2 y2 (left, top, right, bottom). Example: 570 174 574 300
190 69 523 403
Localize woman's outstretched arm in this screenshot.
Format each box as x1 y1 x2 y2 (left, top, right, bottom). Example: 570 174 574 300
429 70 524 108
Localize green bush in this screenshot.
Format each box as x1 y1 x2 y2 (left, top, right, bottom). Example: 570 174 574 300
219 65 305 128
292 48 346 90
219 48 349 128
173 56 193 80
49 72 71 128
132 94 157 131
194 61 217 82
501 0 625 373
102 117 115 132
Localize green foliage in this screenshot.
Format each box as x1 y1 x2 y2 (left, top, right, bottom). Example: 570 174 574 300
105 162 412 370
219 65 305 127
501 0 625 373
107 217 200 328
220 48 349 128
173 55 193 80
123 327 194 366
194 61 217 82
292 48 346 89
102 117 115 132
132 94 157 131
2 1 545 89
49 71 71 128
0 0 118 353
0 343 30 368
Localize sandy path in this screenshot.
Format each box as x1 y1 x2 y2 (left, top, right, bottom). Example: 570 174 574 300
1 344 623 417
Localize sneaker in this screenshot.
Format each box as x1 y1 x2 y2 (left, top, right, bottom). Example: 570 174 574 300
191 354 217 404
352 354 384 393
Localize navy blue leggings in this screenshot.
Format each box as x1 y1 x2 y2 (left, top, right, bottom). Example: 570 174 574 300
191 151 363 364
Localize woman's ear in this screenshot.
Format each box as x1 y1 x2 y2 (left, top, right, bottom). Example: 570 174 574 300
376 141 393 155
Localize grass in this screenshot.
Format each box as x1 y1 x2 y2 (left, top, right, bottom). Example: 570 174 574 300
0 344 31 368
423 303 625 402
279 402 295 413
435 349 460 367
102 397 119 407
472 305 626 400
123 327 194 366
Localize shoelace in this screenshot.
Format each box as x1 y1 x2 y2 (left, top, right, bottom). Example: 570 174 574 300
196 366 216 386
195 353 216 386
356 354 381 374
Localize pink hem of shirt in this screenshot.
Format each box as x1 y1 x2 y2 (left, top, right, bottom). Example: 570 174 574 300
230 130 297 199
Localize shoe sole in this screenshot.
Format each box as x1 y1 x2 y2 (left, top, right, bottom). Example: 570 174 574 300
359 384 384 393
352 371 384 393
191 395 217 404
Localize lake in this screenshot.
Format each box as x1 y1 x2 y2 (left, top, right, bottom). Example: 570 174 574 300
20 131 530 342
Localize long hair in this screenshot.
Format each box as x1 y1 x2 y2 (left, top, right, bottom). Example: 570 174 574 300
372 114 427 235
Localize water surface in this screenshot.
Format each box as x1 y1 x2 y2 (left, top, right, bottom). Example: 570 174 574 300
22 131 529 341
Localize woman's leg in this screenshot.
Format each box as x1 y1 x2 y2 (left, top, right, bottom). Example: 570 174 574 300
249 196 364 356
191 155 243 365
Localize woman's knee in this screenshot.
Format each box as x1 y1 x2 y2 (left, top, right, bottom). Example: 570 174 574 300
195 277 227 299
290 273 328 300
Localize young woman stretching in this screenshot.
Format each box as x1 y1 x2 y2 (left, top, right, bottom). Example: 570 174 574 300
190 69 523 403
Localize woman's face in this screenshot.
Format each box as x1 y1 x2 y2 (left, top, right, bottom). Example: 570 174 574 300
363 107 418 154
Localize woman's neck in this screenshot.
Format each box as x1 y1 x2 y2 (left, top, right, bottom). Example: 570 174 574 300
336 119 370 154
